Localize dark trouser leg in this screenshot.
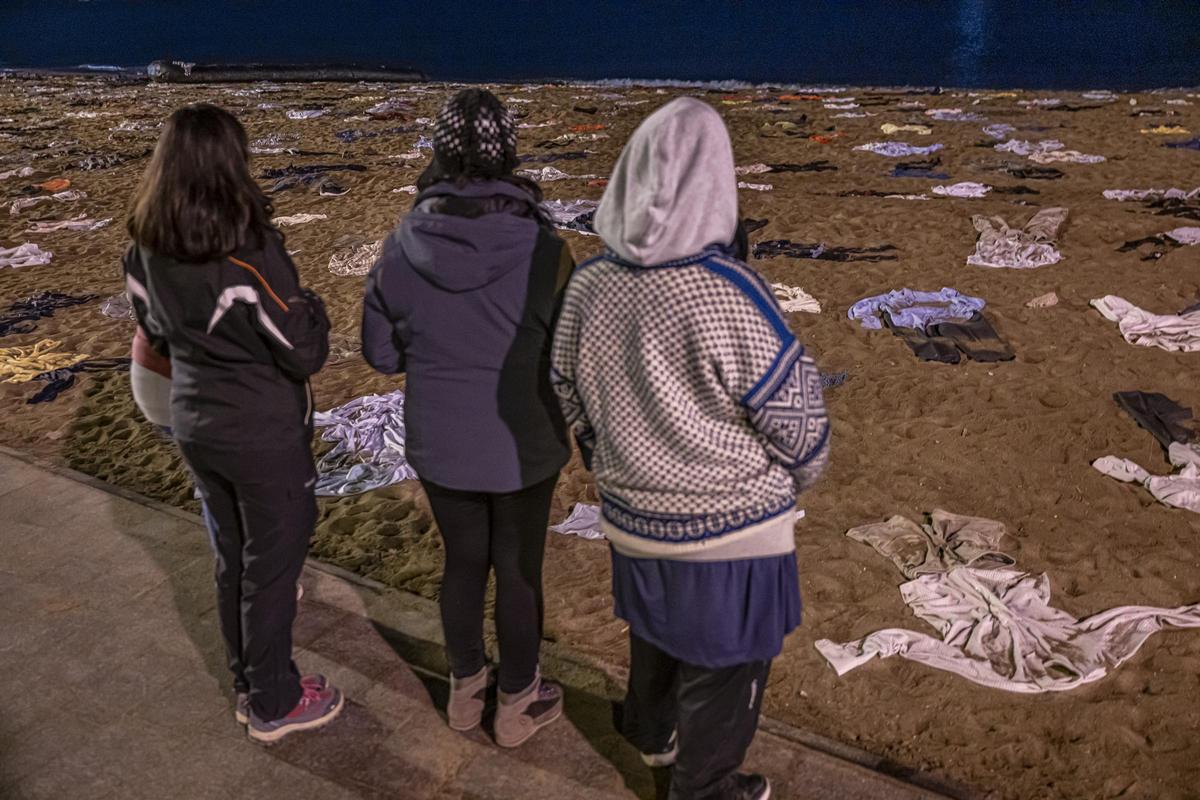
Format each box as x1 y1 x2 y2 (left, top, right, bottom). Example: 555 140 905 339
180 446 247 694
669 659 772 800
488 474 557 693
622 634 680 755
422 480 491 680
180 439 312 722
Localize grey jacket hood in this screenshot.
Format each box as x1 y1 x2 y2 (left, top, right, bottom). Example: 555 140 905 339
399 180 540 292
594 97 738 266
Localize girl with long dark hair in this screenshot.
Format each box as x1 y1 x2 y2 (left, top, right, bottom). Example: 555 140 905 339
123 102 340 743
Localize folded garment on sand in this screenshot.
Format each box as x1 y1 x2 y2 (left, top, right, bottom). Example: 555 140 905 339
0 291 96 336
880 123 932 135
1090 295 1200 352
737 181 772 191
849 287 985 331
770 283 820 313
982 123 1016 140
1004 165 1064 180
550 503 605 540
9 190 86 216
272 213 328 226
516 165 599 182
100 293 135 321
25 214 111 233
1113 391 1196 449
1029 149 1105 164
925 108 984 122
328 240 383 277
967 207 1068 269
815 558 1200 692
933 181 991 198
889 312 1015 364
0 243 53 268
754 239 898 262
995 138 1063 156
313 390 418 496
846 509 1013 580
1103 187 1200 202
854 141 944 157
890 157 949 179
1164 137 1200 150
0 339 88 383
1094 442 1200 514
26 357 129 404
541 199 598 236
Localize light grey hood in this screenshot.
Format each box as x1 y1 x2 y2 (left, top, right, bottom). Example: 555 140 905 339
594 96 738 266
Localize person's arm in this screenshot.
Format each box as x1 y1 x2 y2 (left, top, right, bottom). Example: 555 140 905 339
228 237 330 380
360 239 406 375
550 270 596 469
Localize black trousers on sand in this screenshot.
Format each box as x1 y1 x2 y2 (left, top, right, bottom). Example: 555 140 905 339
622 634 770 800
421 474 557 694
179 436 315 722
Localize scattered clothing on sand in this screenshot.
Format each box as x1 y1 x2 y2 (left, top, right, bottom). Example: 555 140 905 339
285 109 326 120
1029 149 1106 165
982 123 1016 140
365 98 410 119
1117 226 1200 260
1142 125 1191 135
754 239 898 262
933 182 991 198
26 357 130 404
1004 165 1064 180
1090 296 1200 352
888 311 1014 364
1164 137 1200 150
272 213 328 226
0 165 35 180
880 123 932 136
1026 291 1059 308
816 560 1200 693
328 240 383 277
0 290 96 336
967 207 1068 269
9 190 86 216
771 283 820 313
849 287 986 331
516 165 598 182
325 332 361 365
99 293 135 321
335 126 415 144
392 185 418 194
736 161 837 175
925 108 984 122
737 181 772 191
25 214 111 233
550 503 605 540
891 157 949 179
995 139 1064 157
1103 187 1200 202
854 141 944 157
1113 391 1196 449
840 190 929 201
759 120 808 138
0 243 53 268
1093 442 1200 514
0 339 88 383
312 390 418 496
259 163 367 179
541 199 599 236
820 370 849 388
847 509 1014 580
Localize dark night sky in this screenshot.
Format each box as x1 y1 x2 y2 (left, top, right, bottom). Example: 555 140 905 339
2 1 1199 88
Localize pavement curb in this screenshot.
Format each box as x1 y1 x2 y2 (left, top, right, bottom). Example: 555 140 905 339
0 443 968 799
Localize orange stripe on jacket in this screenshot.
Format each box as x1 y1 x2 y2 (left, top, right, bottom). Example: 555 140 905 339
228 256 289 311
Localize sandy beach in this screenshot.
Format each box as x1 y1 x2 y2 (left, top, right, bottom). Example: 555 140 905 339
1 73 1199 799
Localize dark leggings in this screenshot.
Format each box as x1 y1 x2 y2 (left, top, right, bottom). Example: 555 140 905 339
421 474 557 694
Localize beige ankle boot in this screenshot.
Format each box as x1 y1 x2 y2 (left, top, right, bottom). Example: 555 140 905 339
493 670 563 748
447 664 493 731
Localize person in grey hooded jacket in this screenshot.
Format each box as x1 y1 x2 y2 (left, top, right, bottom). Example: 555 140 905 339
551 97 830 800
361 89 573 748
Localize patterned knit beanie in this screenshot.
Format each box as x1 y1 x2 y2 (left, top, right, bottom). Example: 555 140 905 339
431 88 519 179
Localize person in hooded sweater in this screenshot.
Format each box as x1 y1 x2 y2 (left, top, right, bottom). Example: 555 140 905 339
361 89 574 747
123 103 340 743
551 97 831 800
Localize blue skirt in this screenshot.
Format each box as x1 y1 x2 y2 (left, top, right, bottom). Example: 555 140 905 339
611 549 802 669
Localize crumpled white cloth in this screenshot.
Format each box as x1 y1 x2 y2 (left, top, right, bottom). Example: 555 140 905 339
771 283 821 313
313 390 418 496
995 139 1064 156
1029 149 1106 165
815 566 1200 693
854 142 944 157
737 181 772 191
550 503 606 540
25 214 111 232
1093 442 1200 514
329 240 383 277
1090 295 1200 352
9 190 87 216
100 293 135 321
924 108 984 122
273 213 328 226
933 182 991 198
0 243 53 268
0 166 35 180
880 123 931 135
982 123 1015 140
516 166 599 182
967 207 1068 269
285 109 326 120
1103 187 1200 202
735 163 772 175
392 185 418 194
1166 226 1200 245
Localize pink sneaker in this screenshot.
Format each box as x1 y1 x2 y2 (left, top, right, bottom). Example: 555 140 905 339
236 674 327 724
246 680 343 743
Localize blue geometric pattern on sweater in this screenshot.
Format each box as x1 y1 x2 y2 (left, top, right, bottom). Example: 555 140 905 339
601 491 796 542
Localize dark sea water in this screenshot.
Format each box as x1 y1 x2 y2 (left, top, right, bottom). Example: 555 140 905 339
3 0 1199 89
